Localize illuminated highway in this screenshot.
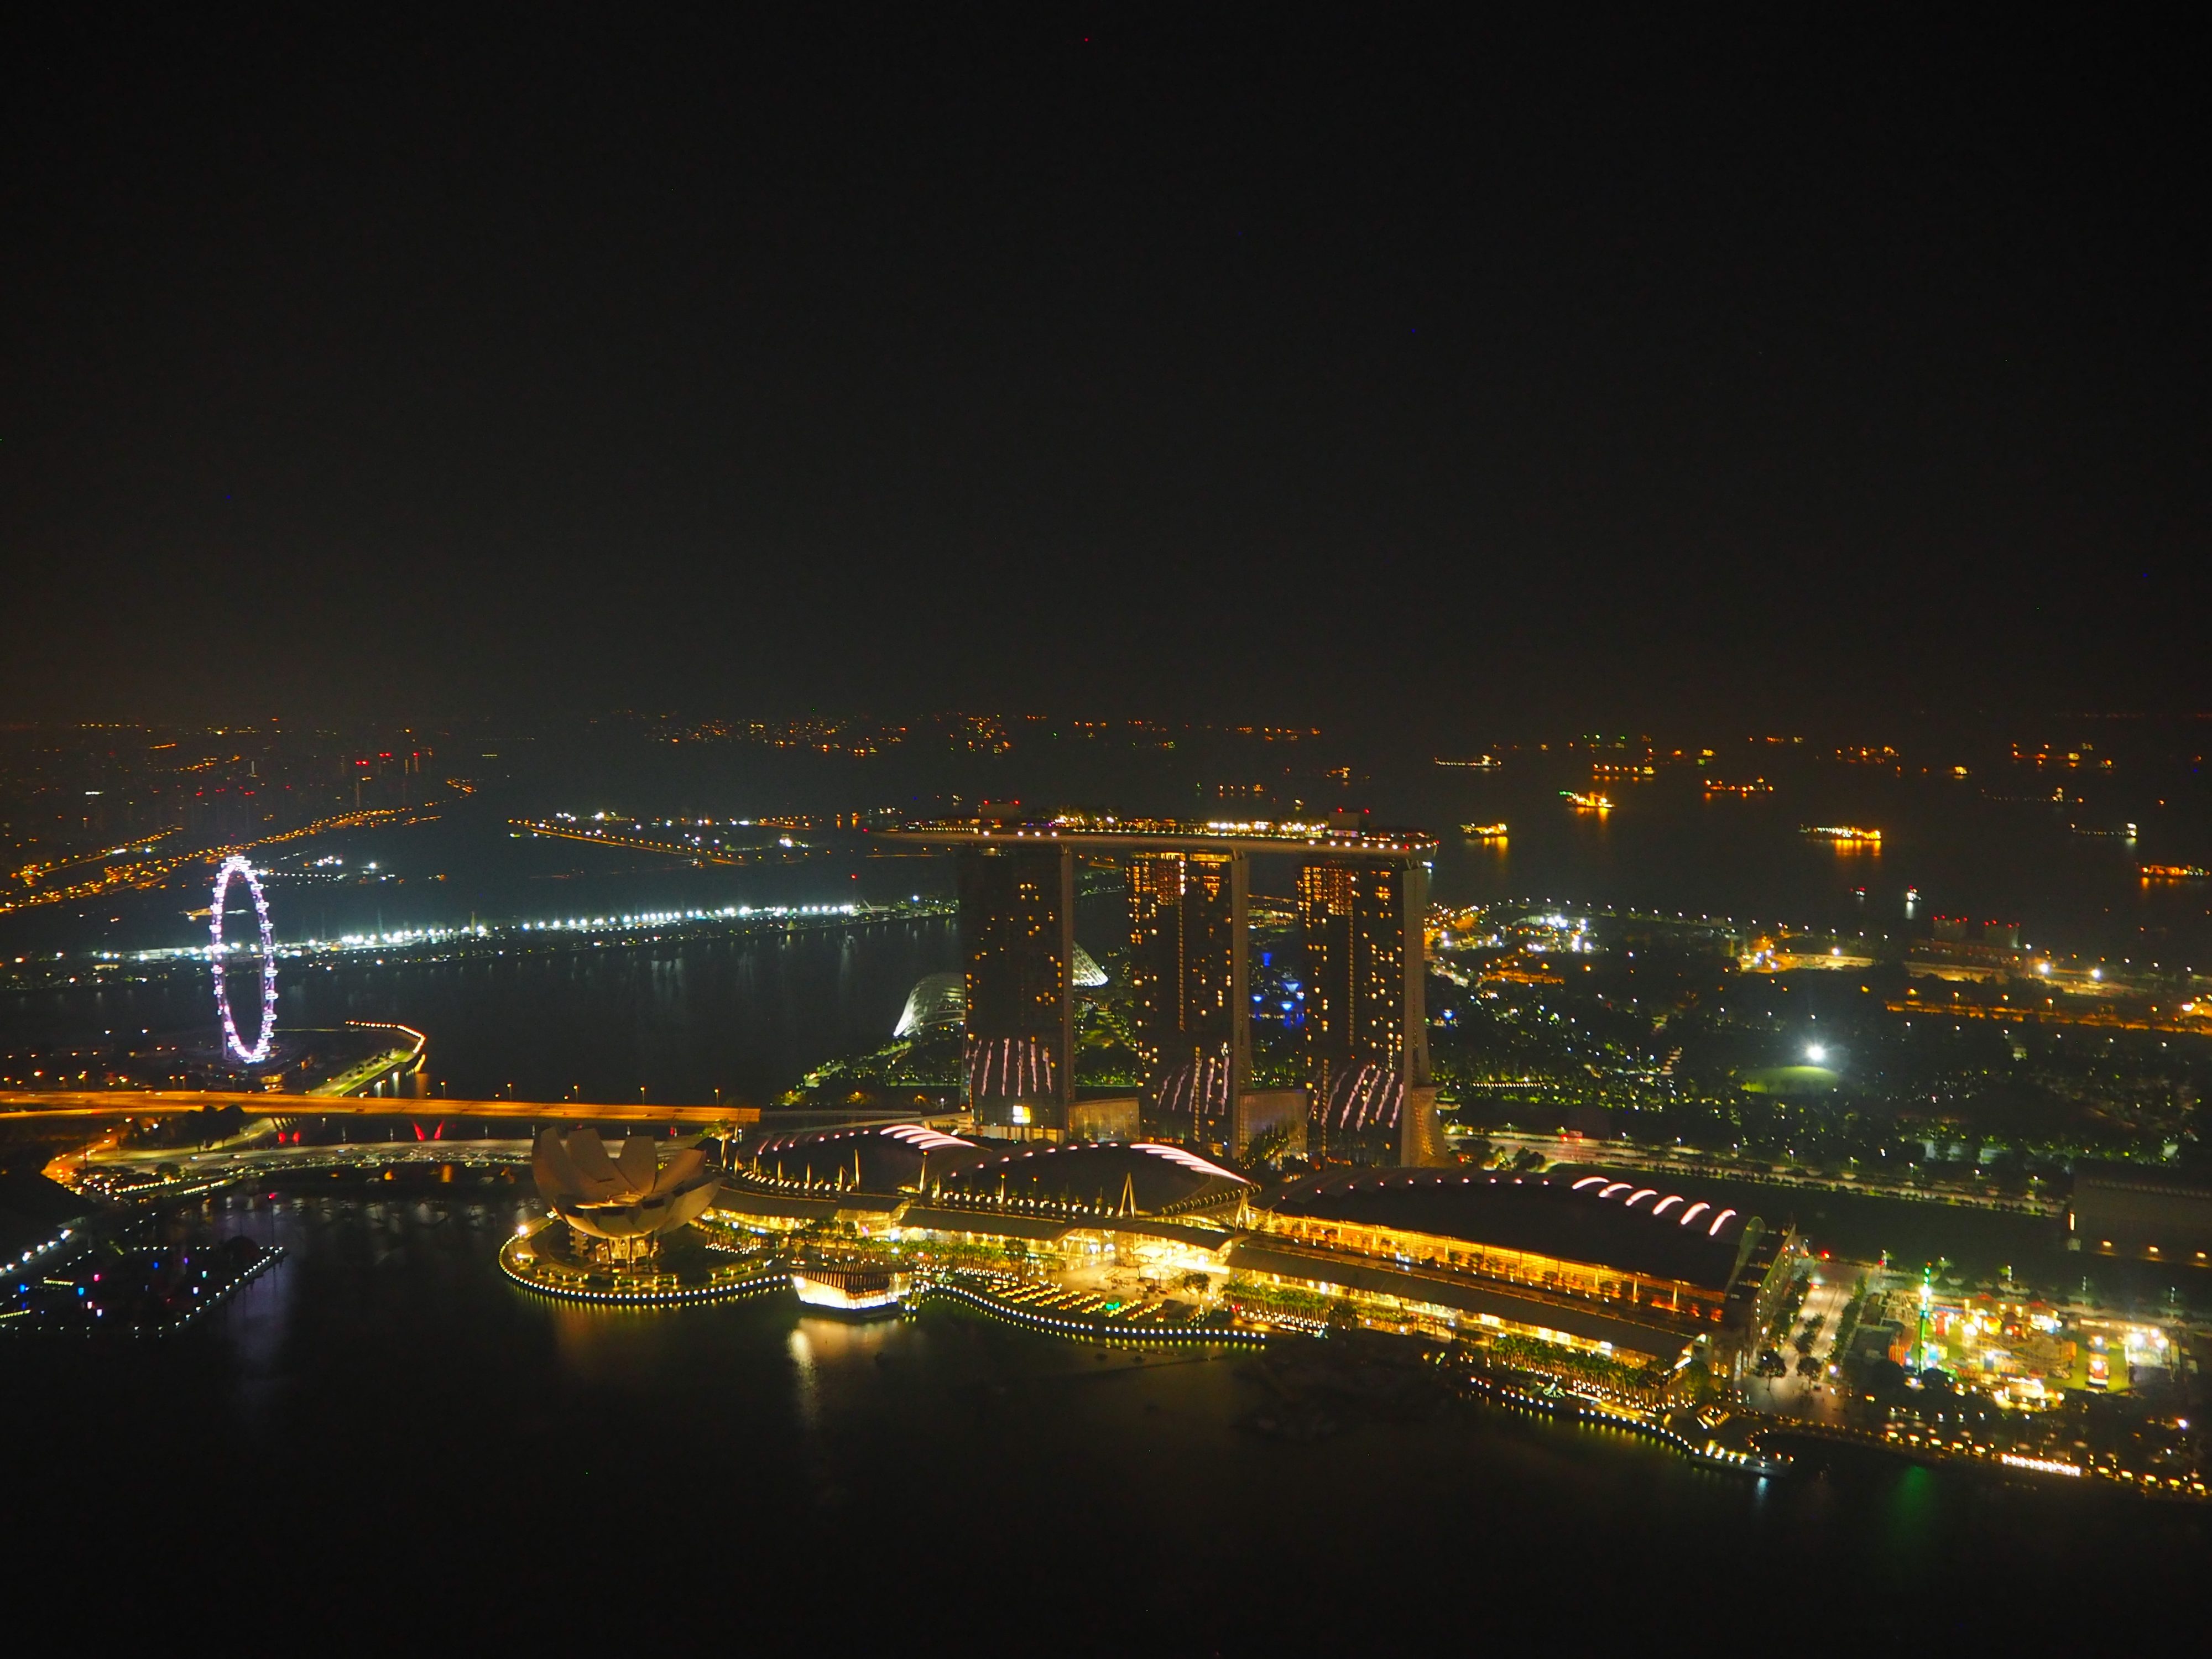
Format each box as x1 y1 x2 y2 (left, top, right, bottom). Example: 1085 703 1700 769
0 805 432 918
0 1089 760 1126
85 1138 540 1188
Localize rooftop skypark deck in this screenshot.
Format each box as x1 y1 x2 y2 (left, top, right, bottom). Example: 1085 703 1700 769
880 810 1439 1155
880 815 1439 858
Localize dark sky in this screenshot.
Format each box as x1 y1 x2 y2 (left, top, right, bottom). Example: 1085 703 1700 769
4 12 2206 734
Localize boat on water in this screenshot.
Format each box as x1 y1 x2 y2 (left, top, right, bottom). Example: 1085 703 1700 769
1459 822 1507 838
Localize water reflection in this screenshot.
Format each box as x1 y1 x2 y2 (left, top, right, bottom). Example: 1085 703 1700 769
786 1324 821 1432
1881 1462 1940 1570
3 915 958 1104
8 1185 2209 1642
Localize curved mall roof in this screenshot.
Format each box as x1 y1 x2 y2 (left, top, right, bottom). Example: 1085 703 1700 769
931 1139 1250 1215
750 1121 984 1192
743 1126 1249 1217
1266 1170 1756 1290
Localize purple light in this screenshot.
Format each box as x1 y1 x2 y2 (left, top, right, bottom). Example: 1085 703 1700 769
210 855 278 1065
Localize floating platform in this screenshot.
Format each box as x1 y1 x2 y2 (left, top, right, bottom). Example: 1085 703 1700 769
792 1264 909 1316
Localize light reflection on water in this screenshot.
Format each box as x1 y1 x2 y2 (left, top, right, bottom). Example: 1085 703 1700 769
4 915 959 1104
7 1185 2206 1641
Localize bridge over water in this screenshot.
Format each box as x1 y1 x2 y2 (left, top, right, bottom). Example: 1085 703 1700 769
0 1090 763 1128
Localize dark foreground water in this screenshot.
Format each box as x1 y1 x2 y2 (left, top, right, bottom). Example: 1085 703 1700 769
4 1183 2201 1646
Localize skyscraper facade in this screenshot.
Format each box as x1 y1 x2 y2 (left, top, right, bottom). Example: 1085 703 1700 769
1126 849 1248 1145
1297 856 1430 1163
957 843 1074 1135
892 815 1440 1162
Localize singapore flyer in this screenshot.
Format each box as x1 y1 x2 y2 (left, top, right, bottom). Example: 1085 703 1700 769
210 854 279 1066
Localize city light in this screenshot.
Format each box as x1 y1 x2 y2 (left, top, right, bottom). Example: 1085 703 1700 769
15 32 2212 1597
121 899 886 969
2000 1453 2083 1477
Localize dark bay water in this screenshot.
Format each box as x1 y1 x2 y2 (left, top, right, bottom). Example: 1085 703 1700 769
12 765 2209 1108
10 758 2211 967
4 1186 2200 1645
1416 767 2212 967
0 796 951 957
6 767 2209 1637
3 916 957 1105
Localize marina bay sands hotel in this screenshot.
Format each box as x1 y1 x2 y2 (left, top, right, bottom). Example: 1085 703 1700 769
883 813 1444 1167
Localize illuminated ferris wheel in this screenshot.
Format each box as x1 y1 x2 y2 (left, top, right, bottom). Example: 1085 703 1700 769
210 855 278 1065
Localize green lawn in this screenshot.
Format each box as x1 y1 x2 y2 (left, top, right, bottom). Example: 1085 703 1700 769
1738 1065 1840 1093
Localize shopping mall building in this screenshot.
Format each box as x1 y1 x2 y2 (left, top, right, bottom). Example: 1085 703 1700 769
1235 1169 1797 1370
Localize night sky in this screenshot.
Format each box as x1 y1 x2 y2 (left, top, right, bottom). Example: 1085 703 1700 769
4 14 2206 733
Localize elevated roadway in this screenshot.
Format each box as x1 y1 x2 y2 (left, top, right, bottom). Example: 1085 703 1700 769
0 1090 760 1127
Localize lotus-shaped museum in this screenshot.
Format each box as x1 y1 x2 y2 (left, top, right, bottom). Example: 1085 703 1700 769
533 1128 719 1261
